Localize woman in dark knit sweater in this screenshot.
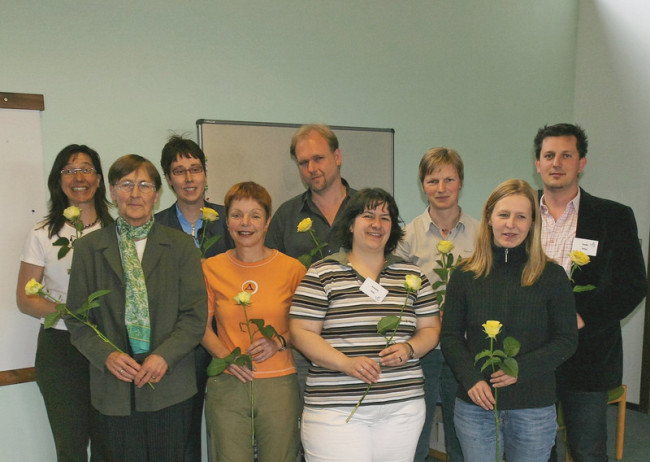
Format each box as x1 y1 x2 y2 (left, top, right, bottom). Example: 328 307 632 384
441 179 577 462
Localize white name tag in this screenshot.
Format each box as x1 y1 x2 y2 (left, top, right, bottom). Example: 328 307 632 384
360 277 388 303
572 237 598 256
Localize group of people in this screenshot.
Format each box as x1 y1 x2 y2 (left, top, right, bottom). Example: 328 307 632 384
16 122 646 462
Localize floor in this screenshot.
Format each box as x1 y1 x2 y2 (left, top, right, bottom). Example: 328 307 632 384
429 404 650 461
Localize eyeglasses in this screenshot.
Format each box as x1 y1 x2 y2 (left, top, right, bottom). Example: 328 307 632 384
113 181 157 194
171 166 204 176
60 167 97 176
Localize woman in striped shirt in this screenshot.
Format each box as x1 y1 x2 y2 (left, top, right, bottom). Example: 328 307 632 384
290 188 441 462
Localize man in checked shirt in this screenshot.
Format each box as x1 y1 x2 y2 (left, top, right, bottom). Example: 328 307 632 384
534 123 646 461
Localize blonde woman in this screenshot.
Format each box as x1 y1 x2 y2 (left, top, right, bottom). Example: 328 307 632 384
441 179 577 462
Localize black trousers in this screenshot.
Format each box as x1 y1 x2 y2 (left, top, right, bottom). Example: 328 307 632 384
100 393 193 462
35 326 106 462
185 344 211 462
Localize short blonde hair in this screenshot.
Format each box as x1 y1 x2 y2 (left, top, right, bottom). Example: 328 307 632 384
290 124 339 160
417 147 464 185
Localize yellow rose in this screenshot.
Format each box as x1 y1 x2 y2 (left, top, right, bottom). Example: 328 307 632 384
437 240 454 254
482 320 503 339
404 274 422 291
297 217 313 233
569 250 590 266
233 291 251 306
25 278 44 296
63 205 81 221
201 207 220 222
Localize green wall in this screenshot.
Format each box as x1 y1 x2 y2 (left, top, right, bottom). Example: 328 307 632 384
0 1 577 460
1 0 577 220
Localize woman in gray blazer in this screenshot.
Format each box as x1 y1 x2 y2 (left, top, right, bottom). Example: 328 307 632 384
66 154 207 462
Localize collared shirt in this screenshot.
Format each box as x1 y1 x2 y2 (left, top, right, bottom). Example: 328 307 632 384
540 189 581 275
155 200 233 258
176 204 203 247
394 207 479 287
265 179 357 260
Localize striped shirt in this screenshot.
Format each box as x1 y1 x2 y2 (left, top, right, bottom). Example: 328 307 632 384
540 189 581 275
290 251 438 407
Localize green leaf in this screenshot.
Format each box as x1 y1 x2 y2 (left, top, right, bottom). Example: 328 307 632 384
297 254 312 268
433 268 448 280
309 241 328 258
74 220 85 234
44 311 61 329
491 349 506 358
234 354 253 369
77 291 110 317
431 280 446 290
201 235 222 254
207 346 242 376
57 245 71 259
206 357 228 376
501 357 519 377
446 253 455 267
479 356 502 372
227 347 242 359
53 237 69 246
250 319 278 339
89 289 111 302
78 301 100 317
573 284 596 293
377 315 400 337
503 336 521 357
474 350 492 363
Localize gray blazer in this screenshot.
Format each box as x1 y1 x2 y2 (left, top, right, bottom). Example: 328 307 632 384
65 222 207 416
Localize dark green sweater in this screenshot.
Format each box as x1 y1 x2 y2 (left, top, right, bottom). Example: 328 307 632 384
441 244 578 410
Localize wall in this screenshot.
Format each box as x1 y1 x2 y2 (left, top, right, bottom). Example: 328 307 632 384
1 0 577 218
574 0 650 404
0 1 578 459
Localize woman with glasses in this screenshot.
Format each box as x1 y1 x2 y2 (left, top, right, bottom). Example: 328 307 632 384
154 135 233 462
155 135 232 258
65 154 207 461
17 144 113 461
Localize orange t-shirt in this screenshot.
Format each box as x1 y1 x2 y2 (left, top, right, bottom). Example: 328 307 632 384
202 249 306 378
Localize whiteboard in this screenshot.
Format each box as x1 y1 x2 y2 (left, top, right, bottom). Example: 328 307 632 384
0 109 46 372
197 120 394 211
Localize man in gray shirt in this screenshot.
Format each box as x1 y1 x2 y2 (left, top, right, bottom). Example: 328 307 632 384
266 123 357 395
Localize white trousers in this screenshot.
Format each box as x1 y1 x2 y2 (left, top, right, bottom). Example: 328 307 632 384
301 398 425 462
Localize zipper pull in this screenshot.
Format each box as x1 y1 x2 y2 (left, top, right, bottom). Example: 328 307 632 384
505 248 509 263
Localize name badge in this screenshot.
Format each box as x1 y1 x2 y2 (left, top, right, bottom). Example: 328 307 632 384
360 277 388 303
572 238 598 256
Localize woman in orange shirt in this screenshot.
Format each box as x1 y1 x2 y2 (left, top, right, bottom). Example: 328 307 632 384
202 181 306 462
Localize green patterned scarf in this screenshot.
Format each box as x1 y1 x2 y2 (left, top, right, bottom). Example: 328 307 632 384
116 216 155 354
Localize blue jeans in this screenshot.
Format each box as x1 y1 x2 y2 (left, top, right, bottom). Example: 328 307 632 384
559 389 608 462
454 399 556 462
414 349 464 462
440 360 463 462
